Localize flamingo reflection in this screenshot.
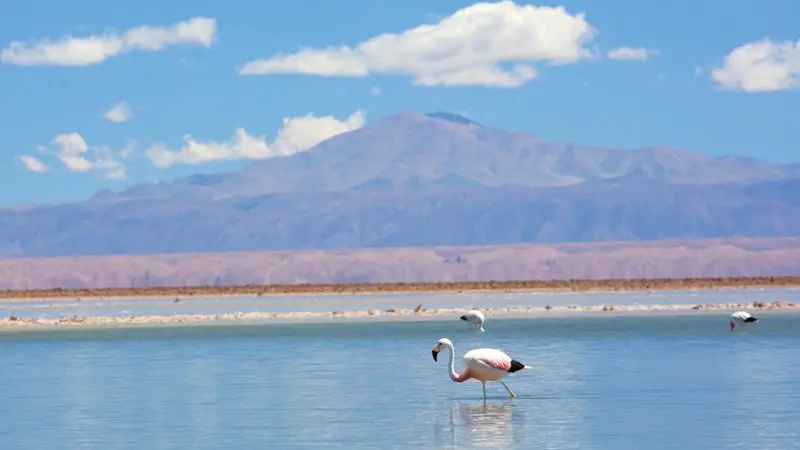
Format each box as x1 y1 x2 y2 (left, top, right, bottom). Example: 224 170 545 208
434 401 518 448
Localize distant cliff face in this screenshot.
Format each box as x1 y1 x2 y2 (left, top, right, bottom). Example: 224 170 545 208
1 111 799 258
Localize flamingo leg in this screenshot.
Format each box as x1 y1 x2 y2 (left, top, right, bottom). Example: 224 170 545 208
482 381 487 401
500 380 516 399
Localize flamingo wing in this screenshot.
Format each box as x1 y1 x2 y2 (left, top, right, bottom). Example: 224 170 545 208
731 311 752 322
464 348 513 372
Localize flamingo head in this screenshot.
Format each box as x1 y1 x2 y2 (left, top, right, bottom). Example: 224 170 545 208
432 338 453 362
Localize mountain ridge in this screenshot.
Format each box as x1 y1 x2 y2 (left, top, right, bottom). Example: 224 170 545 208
1 111 798 258
99 111 799 202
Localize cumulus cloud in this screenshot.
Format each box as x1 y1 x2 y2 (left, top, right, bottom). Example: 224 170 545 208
238 1 597 88
104 101 132 123
1 17 216 66
145 110 366 168
35 133 129 180
607 46 659 61
711 38 800 92
414 64 537 88
19 155 48 173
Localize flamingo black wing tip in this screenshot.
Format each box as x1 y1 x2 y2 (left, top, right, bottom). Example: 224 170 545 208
508 360 527 373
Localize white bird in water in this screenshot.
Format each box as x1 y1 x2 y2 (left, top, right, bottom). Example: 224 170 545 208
460 309 485 332
431 338 529 401
730 311 759 331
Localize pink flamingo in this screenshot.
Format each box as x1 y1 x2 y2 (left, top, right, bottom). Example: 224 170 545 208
431 338 530 401
730 310 759 331
460 309 486 332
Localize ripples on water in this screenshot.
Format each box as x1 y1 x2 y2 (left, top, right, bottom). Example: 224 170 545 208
0 311 799 449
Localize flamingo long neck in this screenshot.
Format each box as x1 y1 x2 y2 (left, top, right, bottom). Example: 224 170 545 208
444 344 468 382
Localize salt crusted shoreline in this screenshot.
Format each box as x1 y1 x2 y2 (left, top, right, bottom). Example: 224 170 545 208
1 300 796 331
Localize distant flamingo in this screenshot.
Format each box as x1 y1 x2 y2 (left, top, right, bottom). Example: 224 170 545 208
460 310 485 332
431 338 529 401
730 311 759 331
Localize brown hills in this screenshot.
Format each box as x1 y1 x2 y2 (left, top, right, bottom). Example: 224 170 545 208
0 237 797 292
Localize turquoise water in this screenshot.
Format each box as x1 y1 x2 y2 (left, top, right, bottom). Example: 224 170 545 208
1 312 799 449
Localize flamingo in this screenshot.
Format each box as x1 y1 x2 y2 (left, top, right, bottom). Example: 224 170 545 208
460 309 485 332
431 338 529 401
730 311 759 331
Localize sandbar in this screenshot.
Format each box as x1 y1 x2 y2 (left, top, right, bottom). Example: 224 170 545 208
1 299 797 332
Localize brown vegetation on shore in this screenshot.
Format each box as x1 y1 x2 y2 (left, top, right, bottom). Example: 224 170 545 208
1 276 799 301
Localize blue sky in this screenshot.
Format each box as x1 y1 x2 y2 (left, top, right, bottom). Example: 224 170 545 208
2 0 798 206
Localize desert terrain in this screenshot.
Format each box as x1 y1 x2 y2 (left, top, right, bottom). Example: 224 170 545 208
2 237 797 330
0 236 797 294
1 275 800 301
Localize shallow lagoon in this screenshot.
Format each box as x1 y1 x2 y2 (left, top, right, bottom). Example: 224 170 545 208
1 304 798 449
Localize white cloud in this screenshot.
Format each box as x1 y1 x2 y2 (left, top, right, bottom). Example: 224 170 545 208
1 17 216 66
371 86 381 95
19 155 48 173
145 129 270 168
711 38 800 92
238 1 597 88
104 101 132 123
607 46 659 61
145 109 366 168
415 64 536 88
37 133 128 180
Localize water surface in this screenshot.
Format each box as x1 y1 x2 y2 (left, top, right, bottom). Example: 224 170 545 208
1 311 798 449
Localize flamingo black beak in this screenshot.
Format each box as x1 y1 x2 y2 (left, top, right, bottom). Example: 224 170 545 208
432 344 440 362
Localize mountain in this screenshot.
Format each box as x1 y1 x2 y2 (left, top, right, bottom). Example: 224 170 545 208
1 111 799 258
98 111 800 202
